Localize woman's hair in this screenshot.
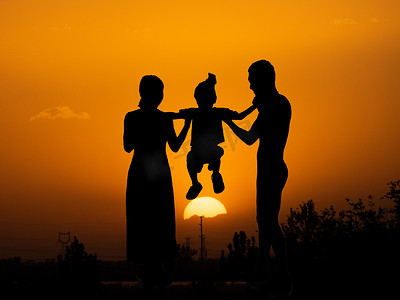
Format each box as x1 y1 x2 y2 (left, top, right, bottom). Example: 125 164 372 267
248 60 276 85
138 75 164 109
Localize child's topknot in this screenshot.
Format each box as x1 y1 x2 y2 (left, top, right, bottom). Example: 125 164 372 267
205 73 217 86
194 73 217 104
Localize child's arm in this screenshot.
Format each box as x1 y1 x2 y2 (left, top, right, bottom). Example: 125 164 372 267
165 112 184 119
166 108 197 120
167 108 197 119
179 108 197 119
231 104 256 120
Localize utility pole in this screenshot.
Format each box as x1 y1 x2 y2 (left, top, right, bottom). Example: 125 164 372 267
199 216 206 261
58 232 71 256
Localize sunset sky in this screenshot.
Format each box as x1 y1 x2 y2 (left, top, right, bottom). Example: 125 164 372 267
1 0 400 260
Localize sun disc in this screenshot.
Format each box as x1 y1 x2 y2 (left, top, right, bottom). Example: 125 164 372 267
183 196 227 220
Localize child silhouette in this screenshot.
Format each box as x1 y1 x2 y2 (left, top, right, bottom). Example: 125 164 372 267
179 73 256 199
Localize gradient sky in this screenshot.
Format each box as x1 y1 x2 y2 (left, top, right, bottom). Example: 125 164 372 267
1 0 400 260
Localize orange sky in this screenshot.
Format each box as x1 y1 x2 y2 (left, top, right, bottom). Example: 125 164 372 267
1 0 400 260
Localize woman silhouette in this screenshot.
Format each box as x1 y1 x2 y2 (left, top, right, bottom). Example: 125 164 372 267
123 75 191 288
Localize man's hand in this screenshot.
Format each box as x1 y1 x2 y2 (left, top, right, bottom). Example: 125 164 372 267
252 97 261 108
222 117 234 126
184 117 192 127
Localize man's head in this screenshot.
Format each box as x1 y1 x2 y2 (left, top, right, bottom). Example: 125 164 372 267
138 75 164 109
248 60 276 95
194 73 217 109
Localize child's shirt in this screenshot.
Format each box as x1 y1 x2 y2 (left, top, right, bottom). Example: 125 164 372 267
180 107 240 148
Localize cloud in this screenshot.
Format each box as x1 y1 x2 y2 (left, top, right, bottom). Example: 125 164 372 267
334 18 358 25
30 106 90 122
369 18 380 23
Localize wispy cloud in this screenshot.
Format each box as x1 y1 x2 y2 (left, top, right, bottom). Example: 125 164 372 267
30 106 90 122
334 18 358 25
369 18 380 23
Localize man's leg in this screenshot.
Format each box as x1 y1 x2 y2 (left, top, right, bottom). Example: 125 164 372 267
257 215 272 277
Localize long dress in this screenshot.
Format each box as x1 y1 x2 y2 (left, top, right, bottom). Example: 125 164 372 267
124 108 176 264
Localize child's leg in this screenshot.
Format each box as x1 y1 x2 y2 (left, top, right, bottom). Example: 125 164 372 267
208 156 221 174
208 146 224 174
186 151 203 200
187 150 203 184
209 147 225 193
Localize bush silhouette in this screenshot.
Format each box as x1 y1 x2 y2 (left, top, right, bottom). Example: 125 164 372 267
278 180 400 297
57 236 98 286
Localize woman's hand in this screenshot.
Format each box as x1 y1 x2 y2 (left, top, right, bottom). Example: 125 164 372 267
168 117 191 153
252 97 261 108
222 117 234 127
184 117 192 127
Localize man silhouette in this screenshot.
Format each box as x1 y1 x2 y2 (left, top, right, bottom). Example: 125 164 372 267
224 60 292 296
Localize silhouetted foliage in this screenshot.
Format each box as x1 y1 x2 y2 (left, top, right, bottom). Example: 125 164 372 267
280 180 400 298
176 243 198 263
282 193 396 252
57 236 98 286
383 179 400 229
221 231 258 280
173 244 201 281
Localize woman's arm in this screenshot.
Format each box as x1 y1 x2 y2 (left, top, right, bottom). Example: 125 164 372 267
224 118 259 146
165 108 196 120
123 113 135 153
168 118 192 153
165 112 182 119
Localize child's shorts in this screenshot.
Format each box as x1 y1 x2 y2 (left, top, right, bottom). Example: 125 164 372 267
187 146 224 173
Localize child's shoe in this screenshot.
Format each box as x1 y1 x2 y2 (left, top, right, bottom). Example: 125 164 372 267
186 182 203 200
212 173 225 194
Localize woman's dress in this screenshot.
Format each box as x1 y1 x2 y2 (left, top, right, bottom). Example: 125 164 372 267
124 109 176 264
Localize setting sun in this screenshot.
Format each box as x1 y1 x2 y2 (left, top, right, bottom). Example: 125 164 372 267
183 197 227 220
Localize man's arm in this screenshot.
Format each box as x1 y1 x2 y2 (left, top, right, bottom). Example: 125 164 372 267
233 104 257 120
224 118 259 146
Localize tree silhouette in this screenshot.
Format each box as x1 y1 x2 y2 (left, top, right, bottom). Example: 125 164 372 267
176 243 198 263
279 180 400 298
57 236 98 286
282 196 394 257
383 179 400 230
223 231 258 280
